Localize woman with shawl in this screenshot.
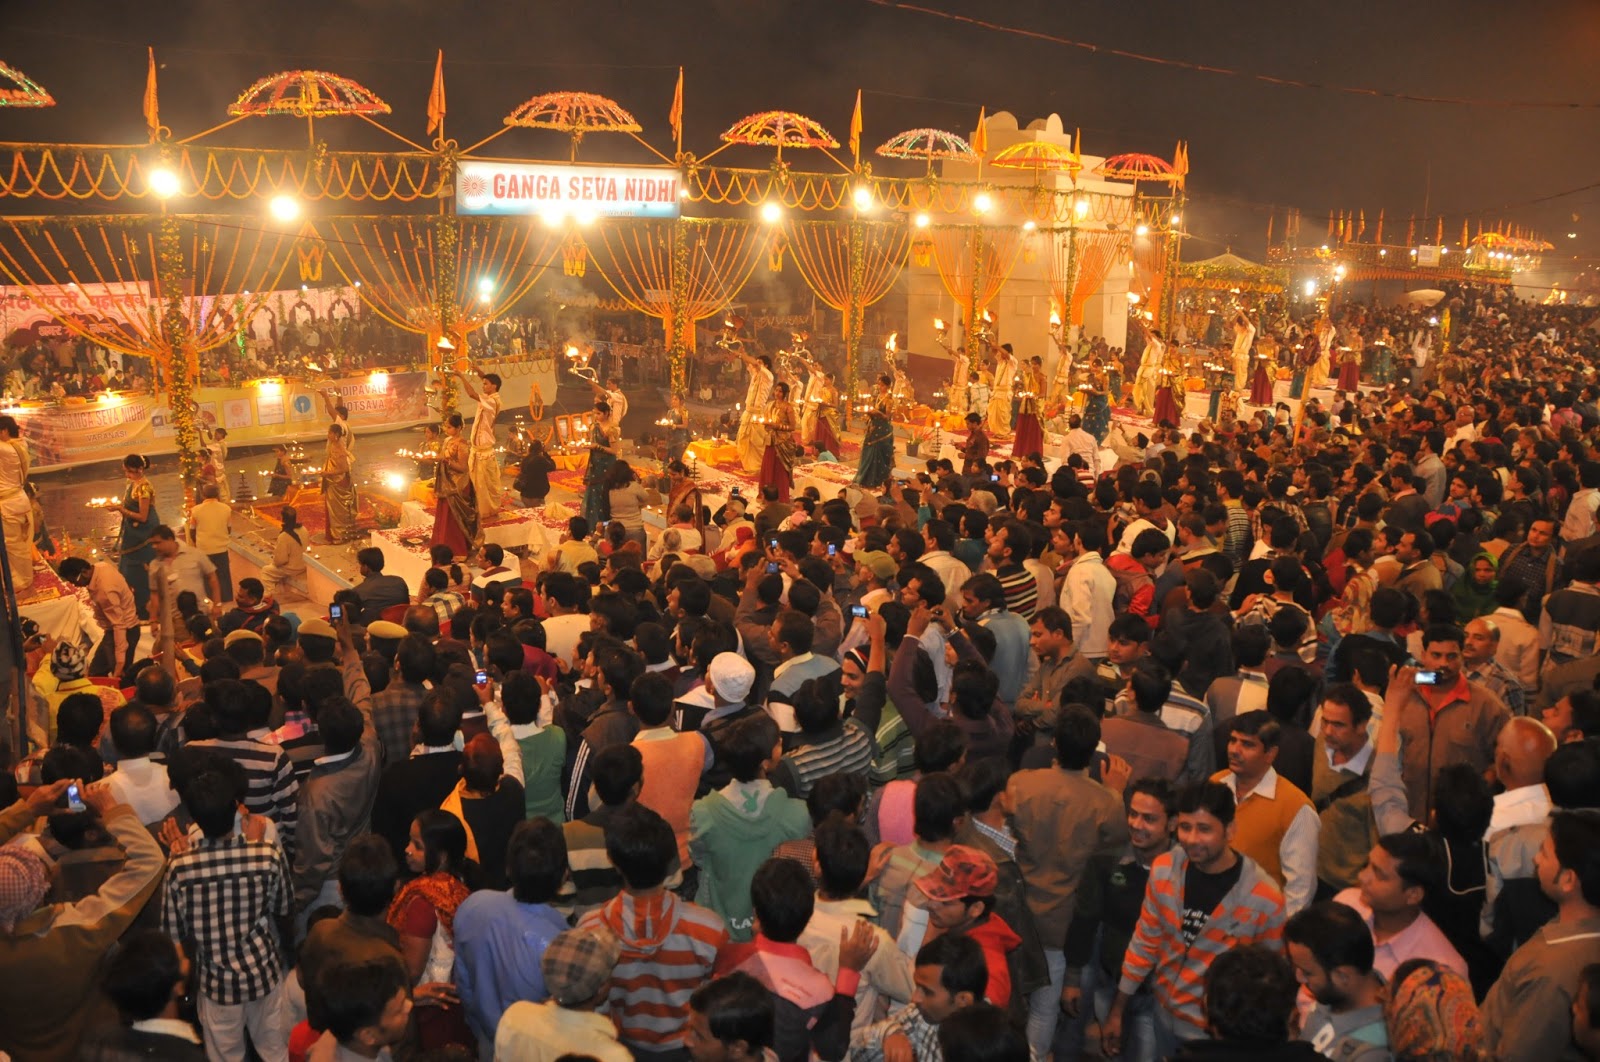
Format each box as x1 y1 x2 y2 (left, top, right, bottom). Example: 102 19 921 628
1451 551 1499 620
430 413 479 560
390 809 474 1049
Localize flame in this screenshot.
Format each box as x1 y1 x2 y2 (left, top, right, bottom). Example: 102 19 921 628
885 332 898 354
565 345 580 358
1049 308 1062 327
981 310 993 324
933 317 945 331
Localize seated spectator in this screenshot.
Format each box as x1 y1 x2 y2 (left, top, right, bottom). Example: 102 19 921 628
493 926 632 1062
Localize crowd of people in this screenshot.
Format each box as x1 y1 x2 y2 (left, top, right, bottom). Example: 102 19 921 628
4 282 1600 1062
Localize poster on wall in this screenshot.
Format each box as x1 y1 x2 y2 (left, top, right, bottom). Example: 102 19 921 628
222 398 254 430
256 392 285 426
9 371 432 472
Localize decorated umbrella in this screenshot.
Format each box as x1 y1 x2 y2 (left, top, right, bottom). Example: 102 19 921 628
718 110 838 164
990 139 1082 181
503 91 644 161
874 127 976 173
1094 152 1181 184
226 70 392 147
0 61 54 108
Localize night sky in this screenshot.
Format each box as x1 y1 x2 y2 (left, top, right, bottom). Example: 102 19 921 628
4 0 1599 283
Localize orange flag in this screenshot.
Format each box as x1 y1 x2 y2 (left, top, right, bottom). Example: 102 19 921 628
143 47 159 141
669 67 684 149
973 106 987 156
849 90 863 165
1375 209 1385 244
426 50 446 137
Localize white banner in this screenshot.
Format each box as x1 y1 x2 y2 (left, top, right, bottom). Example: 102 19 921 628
454 160 682 219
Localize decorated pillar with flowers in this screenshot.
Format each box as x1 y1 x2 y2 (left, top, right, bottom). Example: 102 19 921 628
669 217 692 398
434 212 461 418
156 213 202 490
842 218 867 427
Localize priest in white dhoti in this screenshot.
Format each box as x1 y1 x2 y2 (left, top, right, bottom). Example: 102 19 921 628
734 351 775 471
1231 310 1256 388
454 370 504 521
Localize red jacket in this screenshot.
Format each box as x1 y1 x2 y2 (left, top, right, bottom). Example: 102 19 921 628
964 912 1023 1007
1107 552 1156 625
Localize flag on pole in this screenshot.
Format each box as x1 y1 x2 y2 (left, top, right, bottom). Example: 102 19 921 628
669 67 684 150
849 90 863 165
1375 209 1385 244
143 47 160 141
426 50 446 137
972 107 987 156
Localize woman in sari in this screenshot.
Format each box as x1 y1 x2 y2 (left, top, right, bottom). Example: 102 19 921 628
810 370 843 457
1249 347 1275 406
854 380 896 489
758 381 800 502
431 413 478 560
1013 357 1045 457
390 809 474 1050
322 423 358 545
1337 331 1362 391
664 392 693 461
582 399 618 532
1082 366 1112 443
106 453 158 616
986 342 1017 435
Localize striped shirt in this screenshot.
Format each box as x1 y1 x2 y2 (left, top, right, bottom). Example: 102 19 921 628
578 890 728 1051
770 718 874 799
1118 846 1285 1037
188 737 298 857
161 834 291 1005
995 563 1039 620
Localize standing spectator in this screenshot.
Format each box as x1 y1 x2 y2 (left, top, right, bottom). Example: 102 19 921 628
1390 634 1510 824
81 929 207 1060
371 688 464 863
161 770 293 1062
1541 547 1600 671
369 635 436 770
499 669 569 823
1169 945 1322 1061
187 483 233 602
1285 902 1392 1059
958 573 1031 711
1463 616 1529 717
684 973 777 1062
292 696 383 922
1482 810 1600 1062
105 703 180 826
690 713 810 942
1060 521 1116 663
1212 709 1319 915
188 677 298 856
453 818 572 1052
1102 781 1287 1057
847 933 989 1062
564 744 644 915
1007 703 1130 1058
578 805 730 1059
58 555 141 680
1062 777 1176 1062
0 781 166 1062
562 645 643 821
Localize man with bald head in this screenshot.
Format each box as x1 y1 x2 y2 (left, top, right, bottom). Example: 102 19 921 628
1463 616 1528 718
1483 715 1561 952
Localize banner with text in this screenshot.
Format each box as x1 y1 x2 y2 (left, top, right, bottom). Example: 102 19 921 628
454 160 682 219
9 371 432 471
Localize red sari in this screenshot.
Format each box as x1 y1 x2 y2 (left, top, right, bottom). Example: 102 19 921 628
1337 353 1361 392
387 872 473 1049
1250 362 1275 405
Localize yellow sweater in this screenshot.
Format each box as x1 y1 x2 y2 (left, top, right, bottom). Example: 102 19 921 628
1212 768 1313 886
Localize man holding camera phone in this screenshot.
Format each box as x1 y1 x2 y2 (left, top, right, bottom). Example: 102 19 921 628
1387 624 1511 824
